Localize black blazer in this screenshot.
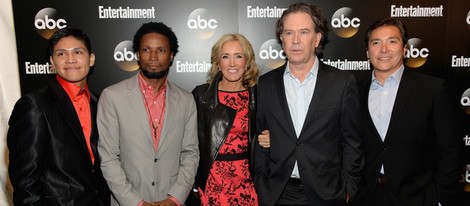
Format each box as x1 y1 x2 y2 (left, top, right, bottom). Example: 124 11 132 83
254 62 364 206
355 68 462 206
7 79 110 206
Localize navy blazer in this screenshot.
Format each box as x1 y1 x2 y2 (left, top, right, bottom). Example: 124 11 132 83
254 62 364 206
8 79 110 206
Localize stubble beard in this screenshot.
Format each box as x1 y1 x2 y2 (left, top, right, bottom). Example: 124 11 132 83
140 67 168 79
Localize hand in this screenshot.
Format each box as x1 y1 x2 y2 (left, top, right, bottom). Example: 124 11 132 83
152 199 177 206
258 130 270 148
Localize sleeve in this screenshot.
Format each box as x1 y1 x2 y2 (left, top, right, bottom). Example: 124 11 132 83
432 81 463 204
97 89 142 206
339 73 364 199
253 77 271 183
167 93 199 203
7 96 46 205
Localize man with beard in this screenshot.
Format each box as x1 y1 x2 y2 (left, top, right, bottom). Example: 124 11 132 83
97 22 199 206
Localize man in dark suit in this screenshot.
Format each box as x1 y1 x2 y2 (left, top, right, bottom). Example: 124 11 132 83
354 17 462 206
7 28 110 206
254 2 363 206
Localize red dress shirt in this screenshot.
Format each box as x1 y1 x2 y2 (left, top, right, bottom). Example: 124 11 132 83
57 75 94 164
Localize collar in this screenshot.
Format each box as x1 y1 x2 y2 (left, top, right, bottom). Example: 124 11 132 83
138 72 168 96
283 56 319 79
56 75 90 101
371 64 404 86
200 72 255 111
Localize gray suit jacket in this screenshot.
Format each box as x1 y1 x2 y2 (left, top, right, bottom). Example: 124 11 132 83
97 73 199 206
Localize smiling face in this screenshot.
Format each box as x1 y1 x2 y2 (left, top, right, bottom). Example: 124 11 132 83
218 40 247 87
50 36 95 87
280 12 322 67
367 25 406 78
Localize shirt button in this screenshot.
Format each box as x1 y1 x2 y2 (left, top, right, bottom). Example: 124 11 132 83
154 158 158 162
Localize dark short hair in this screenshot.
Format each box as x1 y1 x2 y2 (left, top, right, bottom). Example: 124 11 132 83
48 28 91 56
365 17 408 49
132 22 179 56
275 2 328 44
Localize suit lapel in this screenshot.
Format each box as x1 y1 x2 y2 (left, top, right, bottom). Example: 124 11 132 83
301 63 326 135
49 80 91 161
358 75 384 142
158 82 175 148
126 75 154 148
272 66 297 139
384 69 415 143
89 93 99 161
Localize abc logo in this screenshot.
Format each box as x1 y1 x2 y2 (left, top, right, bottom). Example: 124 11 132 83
114 40 139 72
466 164 470 184
404 38 429 68
331 7 360 38
259 39 286 71
467 10 470 30
187 8 218 40
462 88 470 115
34 8 67 39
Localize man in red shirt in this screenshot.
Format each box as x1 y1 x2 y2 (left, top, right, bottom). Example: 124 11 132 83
7 28 110 206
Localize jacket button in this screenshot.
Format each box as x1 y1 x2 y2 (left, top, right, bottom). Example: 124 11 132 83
154 158 158 162
152 181 155 186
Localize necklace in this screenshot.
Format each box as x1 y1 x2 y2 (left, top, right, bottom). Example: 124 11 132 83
143 92 166 140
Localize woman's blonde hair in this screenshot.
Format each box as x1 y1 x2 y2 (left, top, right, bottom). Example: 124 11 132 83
207 33 260 87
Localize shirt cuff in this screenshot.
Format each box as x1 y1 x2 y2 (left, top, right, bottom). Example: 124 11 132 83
169 195 181 206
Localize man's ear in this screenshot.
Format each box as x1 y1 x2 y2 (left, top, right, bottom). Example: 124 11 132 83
50 56 55 70
89 53 96 67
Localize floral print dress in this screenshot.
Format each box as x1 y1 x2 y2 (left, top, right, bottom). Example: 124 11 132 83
200 90 258 206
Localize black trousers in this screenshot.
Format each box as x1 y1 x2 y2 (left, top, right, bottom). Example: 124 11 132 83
275 179 310 206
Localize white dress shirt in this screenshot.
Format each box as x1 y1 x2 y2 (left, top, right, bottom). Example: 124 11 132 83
284 57 319 178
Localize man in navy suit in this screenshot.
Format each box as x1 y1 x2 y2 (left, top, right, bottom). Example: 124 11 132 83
7 28 110 206
254 2 363 205
354 17 463 206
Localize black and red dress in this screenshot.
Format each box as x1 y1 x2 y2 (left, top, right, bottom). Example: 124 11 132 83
199 90 258 205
